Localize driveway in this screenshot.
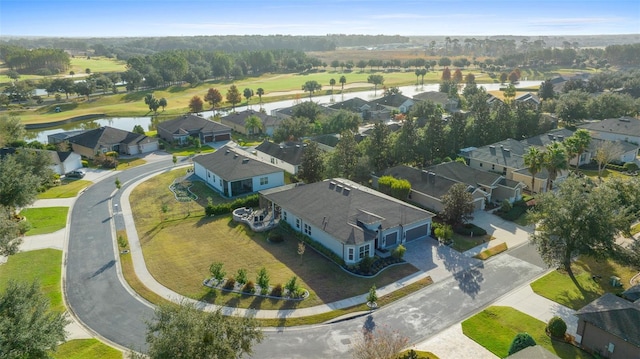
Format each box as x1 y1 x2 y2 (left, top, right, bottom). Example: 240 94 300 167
403 237 483 282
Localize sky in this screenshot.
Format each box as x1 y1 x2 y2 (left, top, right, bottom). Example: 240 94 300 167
1 0 639 38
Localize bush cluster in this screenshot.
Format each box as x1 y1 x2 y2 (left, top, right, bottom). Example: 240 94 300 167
267 231 284 243
223 277 236 290
453 223 487 236
205 194 259 216
270 284 283 297
547 316 567 339
242 281 255 294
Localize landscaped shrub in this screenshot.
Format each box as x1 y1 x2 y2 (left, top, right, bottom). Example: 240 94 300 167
358 256 375 274
453 223 487 236
377 176 411 200
508 332 537 355
270 284 283 297
547 316 567 339
500 200 512 213
267 231 284 243
81 160 88 167
256 267 270 295
285 276 299 297
209 262 225 282
236 268 248 285
205 194 259 216
624 162 639 172
242 281 255 294
392 244 406 260
223 277 236 290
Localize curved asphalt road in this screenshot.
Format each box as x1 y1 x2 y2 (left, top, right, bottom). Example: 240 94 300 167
65 159 547 357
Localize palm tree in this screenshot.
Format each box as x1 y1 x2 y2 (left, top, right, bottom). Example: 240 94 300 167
244 115 263 136
543 142 568 192
329 78 336 93
419 68 427 85
302 80 322 100
523 146 544 194
256 88 264 106
339 76 347 92
367 74 384 96
414 69 421 85
565 129 591 169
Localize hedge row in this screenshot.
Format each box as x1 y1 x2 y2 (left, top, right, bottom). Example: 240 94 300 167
204 194 259 216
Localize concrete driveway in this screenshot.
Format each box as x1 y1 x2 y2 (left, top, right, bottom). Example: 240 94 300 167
403 237 483 282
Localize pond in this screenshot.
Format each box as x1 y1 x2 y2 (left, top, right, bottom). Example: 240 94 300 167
25 116 155 143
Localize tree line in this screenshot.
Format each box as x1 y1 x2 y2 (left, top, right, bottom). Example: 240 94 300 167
0 44 71 73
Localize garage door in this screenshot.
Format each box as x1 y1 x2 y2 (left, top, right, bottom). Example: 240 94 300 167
405 224 428 241
385 232 398 247
214 133 231 141
204 135 214 142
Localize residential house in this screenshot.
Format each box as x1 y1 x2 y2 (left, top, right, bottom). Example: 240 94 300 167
464 129 579 193
220 109 281 136
486 94 504 107
579 117 640 146
46 150 83 175
307 133 341 152
514 92 541 107
271 102 337 120
193 145 284 198
260 178 435 265
328 97 390 121
157 114 232 144
371 93 415 113
412 91 459 112
622 284 640 303
66 126 158 159
254 140 306 175
575 293 640 359
373 165 488 212
47 130 87 145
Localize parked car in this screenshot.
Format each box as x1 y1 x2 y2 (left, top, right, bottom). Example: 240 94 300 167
65 170 85 179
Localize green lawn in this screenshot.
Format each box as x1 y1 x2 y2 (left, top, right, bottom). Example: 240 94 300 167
450 233 493 252
50 339 122 359
531 257 638 310
130 169 419 310
37 179 92 199
462 306 592 359
115 157 147 170
580 168 630 180
20 207 68 235
0 249 63 312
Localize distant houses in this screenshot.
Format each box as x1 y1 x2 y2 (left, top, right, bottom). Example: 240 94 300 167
253 140 306 175
220 109 281 136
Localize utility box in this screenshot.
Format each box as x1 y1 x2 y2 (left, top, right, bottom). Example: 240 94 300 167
610 276 621 287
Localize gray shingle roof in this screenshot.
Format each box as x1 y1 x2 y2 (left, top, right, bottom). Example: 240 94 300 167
261 178 434 245
576 293 640 347
372 93 412 108
192 145 282 181
328 97 378 111
67 126 155 148
426 161 504 188
378 165 461 199
579 117 640 137
221 109 280 128
623 284 640 302
412 91 449 104
255 140 305 166
158 114 231 135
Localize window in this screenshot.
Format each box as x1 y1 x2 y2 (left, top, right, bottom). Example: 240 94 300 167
270 158 277 164
219 179 222 186
348 248 354 261
260 176 269 185
359 244 370 260
491 164 495 170
304 223 311 236
295 218 300 229
207 172 211 178
479 163 483 167
283 211 287 221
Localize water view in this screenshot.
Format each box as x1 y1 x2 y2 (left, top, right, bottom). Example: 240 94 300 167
26 116 154 143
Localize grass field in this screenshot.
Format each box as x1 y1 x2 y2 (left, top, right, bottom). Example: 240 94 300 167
474 242 508 260
50 339 122 359
116 157 146 170
20 207 69 235
0 249 63 312
37 179 92 199
130 169 419 310
450 233 493 252
530 257 638 310
462 306 592 359
0 56 127 84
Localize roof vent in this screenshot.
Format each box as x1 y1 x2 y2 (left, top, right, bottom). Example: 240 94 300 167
234 154 238 158
489 145 495 149
343 188 351 196
329 181 336 189
336 184 343 193
226 149 230 154
242 158 249 164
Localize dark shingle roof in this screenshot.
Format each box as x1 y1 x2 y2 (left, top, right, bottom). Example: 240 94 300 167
576 293 640 347
328 97 376 111
261 179 434 245
579 117 640 137
158 114 231 135
255 140 305 166
426 161 505 188
221 109 280 128
372 93 412 108
378 165 462 200
623 284 640 303
192 145 282 181
412 91 449 105
67 126 155 148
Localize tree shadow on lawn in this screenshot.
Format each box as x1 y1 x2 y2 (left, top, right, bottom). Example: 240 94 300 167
122 92 148 102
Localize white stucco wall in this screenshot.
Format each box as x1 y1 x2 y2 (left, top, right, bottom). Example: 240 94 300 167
251 172 284 192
